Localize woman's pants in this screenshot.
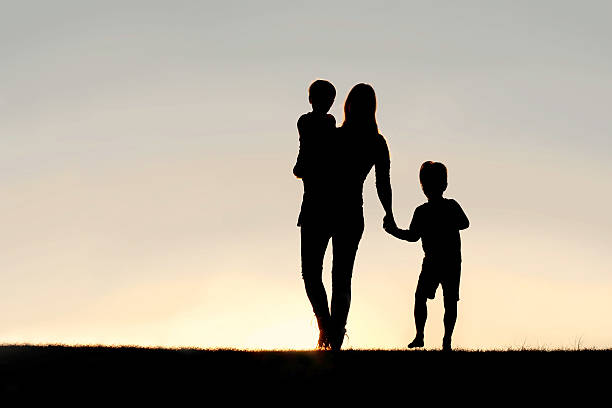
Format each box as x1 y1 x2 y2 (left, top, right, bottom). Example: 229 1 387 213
300 215 364 333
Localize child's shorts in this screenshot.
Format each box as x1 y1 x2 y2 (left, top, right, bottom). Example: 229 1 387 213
415 257 461 301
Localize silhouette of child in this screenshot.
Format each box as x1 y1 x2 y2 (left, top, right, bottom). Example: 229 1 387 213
293 79 336 227
384 161 469 351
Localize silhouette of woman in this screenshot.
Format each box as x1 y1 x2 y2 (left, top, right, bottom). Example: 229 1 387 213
298 83 395 350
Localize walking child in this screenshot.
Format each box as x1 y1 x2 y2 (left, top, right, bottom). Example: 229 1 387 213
384 161 469 351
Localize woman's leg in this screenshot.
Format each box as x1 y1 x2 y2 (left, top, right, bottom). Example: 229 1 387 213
300 224 332 341
329 217 364 349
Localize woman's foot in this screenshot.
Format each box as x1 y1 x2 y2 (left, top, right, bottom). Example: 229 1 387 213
329 327 347 351
316 329 330 350
315 315 331 350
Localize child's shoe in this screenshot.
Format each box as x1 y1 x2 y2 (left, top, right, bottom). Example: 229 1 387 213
408 335 424 349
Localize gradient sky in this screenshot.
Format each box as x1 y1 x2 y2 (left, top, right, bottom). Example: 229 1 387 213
2 1 611 349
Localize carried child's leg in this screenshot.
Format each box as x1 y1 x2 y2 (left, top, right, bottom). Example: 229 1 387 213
408 294 427 348
442 297 457 351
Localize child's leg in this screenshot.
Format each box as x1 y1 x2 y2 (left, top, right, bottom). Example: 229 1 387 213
408 294 427 348
443 297 457 349
441 264 461 350
409 266 435 348
414 294 427 339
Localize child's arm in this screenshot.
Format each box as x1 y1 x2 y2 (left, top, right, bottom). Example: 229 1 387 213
293 116 308 179
384 207 421 241
451 200 470 230
385 226 420 241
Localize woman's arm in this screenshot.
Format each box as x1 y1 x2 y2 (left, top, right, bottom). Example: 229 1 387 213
374 136 394 224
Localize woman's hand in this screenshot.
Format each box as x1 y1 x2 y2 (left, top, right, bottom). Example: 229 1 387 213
383 213 396 230
383 219 401 238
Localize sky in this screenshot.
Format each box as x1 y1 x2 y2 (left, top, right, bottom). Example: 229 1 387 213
1 0 611 349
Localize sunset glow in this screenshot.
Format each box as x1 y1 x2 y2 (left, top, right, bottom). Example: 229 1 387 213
2 1 611 350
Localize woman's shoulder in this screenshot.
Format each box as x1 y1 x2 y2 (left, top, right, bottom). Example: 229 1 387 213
373 132 389 151
375 132 387 142
339 124 384 136
336 125 387 148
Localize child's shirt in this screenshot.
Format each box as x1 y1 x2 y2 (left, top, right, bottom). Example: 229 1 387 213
293 112 336 226
409 198 469 263
293 112 336 179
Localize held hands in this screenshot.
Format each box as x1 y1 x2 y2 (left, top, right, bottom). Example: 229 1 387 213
383 214 399 237
383 214 419 242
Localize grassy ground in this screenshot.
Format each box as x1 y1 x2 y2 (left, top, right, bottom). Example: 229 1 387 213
1 345 609 400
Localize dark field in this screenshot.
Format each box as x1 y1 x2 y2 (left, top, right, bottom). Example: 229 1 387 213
1 345 609 401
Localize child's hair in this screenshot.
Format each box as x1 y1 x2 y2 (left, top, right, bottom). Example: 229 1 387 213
419 161 448 194
309 79 336 104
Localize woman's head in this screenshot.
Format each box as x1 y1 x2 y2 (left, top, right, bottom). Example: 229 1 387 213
342 83 378 133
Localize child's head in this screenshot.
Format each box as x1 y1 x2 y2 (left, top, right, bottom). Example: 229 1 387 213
419 161 448 199
308 79 336 113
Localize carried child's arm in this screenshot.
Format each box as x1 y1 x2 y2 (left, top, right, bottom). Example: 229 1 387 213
293 116 308 179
